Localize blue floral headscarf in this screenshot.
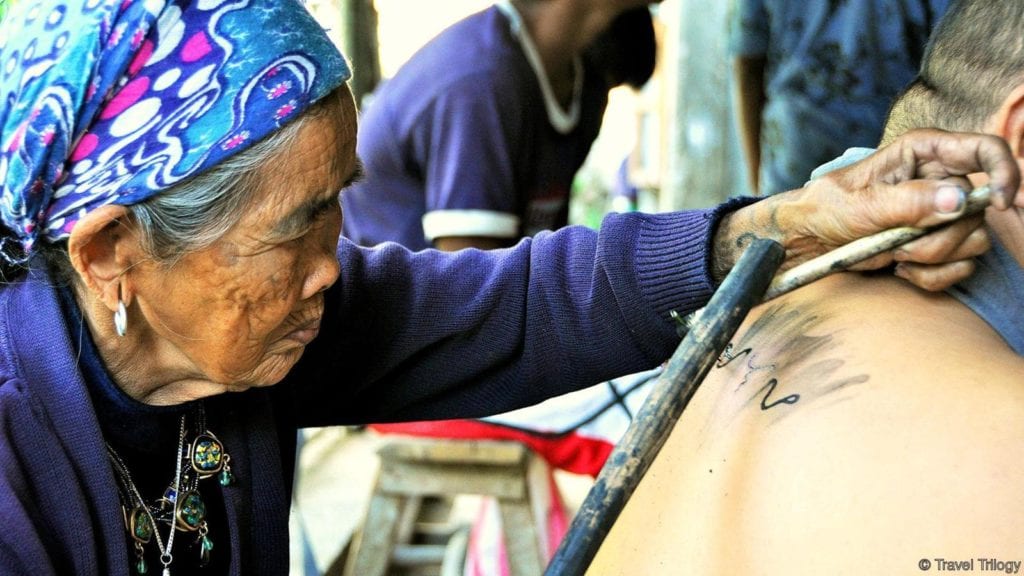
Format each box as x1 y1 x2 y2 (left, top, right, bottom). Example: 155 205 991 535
0 0 352 266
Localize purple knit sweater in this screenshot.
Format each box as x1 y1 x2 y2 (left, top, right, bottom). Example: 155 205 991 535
0 206 740 574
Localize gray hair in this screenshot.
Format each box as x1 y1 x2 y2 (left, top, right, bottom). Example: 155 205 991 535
884 0 1024 142
129 91 341 262
38 89 343 280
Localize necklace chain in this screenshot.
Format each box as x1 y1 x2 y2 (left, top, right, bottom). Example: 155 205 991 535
105 405 232 575
106 415 185 575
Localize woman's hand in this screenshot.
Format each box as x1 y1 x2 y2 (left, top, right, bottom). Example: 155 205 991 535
713 129 1022 290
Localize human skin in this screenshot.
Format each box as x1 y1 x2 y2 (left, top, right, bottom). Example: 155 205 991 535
711 128 1024 290
588 271 1024 575
67 90 362 406
734 54 766 195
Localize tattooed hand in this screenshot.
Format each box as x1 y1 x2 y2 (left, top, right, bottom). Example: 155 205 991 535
711 129 1021 290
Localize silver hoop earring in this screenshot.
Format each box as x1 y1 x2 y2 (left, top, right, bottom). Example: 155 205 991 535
114 293 127 337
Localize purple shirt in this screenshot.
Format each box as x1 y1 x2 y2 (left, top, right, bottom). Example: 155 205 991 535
342 6 609 250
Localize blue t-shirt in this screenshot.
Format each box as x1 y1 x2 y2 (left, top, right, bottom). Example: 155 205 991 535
342 5 609 250
949 236 1024 355
730 0 949 195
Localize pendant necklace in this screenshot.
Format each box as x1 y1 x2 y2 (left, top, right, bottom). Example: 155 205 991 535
106 405 235 575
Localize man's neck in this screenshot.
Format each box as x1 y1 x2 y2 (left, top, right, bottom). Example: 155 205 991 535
512 0 617 104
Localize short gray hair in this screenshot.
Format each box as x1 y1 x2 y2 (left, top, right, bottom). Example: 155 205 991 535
884 0 1024 142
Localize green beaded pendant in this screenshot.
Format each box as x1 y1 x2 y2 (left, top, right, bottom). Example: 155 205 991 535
128 507 153 543
190 434 224 475
175 491 207 531
199 534 214 566
218 466 234 486
136 557 148 574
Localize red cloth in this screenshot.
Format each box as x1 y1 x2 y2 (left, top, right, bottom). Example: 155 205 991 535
371 420 613 477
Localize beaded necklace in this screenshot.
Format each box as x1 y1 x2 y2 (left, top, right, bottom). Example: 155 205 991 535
106 406 235 575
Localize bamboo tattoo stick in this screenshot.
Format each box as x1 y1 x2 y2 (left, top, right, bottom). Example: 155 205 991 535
763 185 991 300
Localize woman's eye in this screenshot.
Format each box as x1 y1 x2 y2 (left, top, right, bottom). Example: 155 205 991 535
314 200 337 218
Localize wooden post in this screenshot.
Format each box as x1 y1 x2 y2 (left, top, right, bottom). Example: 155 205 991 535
340 0 381 106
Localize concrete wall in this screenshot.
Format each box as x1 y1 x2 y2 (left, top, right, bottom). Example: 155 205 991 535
660 0 749 212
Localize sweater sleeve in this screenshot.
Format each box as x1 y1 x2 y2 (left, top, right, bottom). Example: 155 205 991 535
289 200 752 425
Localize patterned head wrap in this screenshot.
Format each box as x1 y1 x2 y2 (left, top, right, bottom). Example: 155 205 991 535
0 0 352 265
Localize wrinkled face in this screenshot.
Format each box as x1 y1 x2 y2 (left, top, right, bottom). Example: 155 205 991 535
128 90 359 391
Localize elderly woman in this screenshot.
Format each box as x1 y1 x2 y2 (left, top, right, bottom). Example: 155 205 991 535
0 1 1020 575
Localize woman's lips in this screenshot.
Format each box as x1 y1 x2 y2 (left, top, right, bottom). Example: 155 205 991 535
285 320 320 345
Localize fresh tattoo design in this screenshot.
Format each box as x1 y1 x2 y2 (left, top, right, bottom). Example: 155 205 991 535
759 379 800 410
715 343 751 368
714 303 869 420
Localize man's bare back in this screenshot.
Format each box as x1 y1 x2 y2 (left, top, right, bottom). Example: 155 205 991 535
589 272 1024 575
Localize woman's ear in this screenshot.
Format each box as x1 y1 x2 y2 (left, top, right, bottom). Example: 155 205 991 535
67 205 137 312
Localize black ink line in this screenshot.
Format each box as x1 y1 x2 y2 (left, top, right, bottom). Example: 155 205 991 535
716 343 752 368
759 378 800 410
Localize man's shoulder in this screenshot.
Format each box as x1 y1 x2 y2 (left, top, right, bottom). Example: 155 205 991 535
373 7 526 105
714 272 1023 431
744 272 1019 373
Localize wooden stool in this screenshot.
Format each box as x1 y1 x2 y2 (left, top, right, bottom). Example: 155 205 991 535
345 437 554 576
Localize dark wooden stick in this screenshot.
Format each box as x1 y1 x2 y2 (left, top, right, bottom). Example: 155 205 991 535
544 238 785 576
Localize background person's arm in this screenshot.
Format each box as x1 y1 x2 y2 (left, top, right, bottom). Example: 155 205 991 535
733 55 766 195
729 0 770 195
433 236 513 251
416 72 525 249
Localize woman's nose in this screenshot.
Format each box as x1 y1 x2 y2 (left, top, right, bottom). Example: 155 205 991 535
303 210 343 298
